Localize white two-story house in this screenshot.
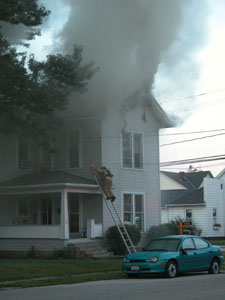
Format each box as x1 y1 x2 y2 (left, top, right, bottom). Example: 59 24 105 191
0 90 172 255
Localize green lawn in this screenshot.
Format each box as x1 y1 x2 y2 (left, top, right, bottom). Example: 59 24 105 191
0 256 224 289
209 240 225 246
0 259 122 282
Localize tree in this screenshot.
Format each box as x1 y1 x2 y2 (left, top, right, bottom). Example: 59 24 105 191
0 0 98 138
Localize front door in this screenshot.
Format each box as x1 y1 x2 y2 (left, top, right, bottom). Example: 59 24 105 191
68 193 79 234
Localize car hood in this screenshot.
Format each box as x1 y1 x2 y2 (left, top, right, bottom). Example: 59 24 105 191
126 251 175 260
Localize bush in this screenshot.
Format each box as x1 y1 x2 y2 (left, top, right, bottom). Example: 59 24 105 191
50 247 73 259
146 217 202 246
106 224 141 255
27 246 38 258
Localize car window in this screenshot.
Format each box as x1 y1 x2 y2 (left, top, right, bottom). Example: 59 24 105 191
182 238 195 250
193 238 209 249
145 238 181 252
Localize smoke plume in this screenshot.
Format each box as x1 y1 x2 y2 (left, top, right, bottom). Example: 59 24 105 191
57 0 196 118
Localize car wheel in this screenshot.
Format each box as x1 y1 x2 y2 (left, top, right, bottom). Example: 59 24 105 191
165 260 177 278
127 273 139 278
208 258 220 274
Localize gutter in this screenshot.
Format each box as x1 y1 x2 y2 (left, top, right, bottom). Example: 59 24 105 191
165 203 206 208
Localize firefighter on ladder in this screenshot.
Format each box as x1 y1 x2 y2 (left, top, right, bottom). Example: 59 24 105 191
90 165 116 202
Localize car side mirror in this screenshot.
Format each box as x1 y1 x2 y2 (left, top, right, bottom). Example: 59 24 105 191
181 248 187 255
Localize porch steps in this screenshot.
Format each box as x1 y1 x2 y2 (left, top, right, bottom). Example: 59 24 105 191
68 240 114 258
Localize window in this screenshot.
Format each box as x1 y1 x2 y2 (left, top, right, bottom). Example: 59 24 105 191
18 136 30 169
182 238 195 250
40 198 52 225
122 131 143 169
123 193 144 231
193 238 209 250
213 208 217 225
17 197 28 217
186 209 192 221
42 142 51 169
68 130 81 168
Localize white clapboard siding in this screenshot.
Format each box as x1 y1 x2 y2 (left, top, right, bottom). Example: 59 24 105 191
101 104 162 233
204 178 225 237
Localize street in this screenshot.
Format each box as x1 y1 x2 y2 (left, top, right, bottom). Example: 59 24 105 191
0 273 225 300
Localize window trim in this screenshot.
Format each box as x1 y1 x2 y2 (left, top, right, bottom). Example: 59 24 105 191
67 129 83 169
121 130 144 170
122 191 145 232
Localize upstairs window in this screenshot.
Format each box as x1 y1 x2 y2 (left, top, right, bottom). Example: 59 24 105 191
42 142 52 169
122 131 143 169
67 130 81 168
18 136 30 169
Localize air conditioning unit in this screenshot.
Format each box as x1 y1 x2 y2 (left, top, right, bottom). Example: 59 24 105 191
19 160 31 169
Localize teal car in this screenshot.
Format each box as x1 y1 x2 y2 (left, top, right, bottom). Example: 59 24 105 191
122 235 224 278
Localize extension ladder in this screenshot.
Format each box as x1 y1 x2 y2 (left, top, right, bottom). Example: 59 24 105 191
92 173 136 254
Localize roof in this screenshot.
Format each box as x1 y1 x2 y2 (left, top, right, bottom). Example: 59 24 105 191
166 188 204 207
0 170 96 187
216 167 225 179
161 170 213 189
161 189 191 208
64 85 172 129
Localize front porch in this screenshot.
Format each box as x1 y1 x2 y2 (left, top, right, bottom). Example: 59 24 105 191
0 170 105 252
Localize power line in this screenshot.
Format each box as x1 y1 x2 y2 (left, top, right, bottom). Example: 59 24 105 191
158 88 225 104
160 132 225 147
165 96 225 113
160 154 225 167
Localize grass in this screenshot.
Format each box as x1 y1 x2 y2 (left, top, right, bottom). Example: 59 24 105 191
208 240 225 246
0 255 224 289
0 259 122 282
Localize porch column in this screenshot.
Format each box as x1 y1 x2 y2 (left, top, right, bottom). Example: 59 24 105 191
60 190 69 240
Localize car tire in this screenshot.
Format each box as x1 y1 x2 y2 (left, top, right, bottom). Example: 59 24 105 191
165 260 178 278
208 258 220 274
127 273 139 278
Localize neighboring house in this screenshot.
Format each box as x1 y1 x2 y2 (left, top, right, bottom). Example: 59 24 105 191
216 168 225 180
161 171 225 237
0 90 172 255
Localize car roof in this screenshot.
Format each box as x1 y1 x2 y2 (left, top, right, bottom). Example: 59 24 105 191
158 235 200 240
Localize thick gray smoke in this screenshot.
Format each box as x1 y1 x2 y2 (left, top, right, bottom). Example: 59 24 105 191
58 0 190 118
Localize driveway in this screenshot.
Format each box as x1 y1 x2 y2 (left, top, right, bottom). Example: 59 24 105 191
0 273 225 300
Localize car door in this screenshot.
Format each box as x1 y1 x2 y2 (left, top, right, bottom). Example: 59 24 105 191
178 237 198 272
192 237 212 270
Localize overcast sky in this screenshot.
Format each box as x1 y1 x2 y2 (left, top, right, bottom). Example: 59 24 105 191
27 0 225 176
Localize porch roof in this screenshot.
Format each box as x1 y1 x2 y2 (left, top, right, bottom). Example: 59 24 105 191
0 170 99 194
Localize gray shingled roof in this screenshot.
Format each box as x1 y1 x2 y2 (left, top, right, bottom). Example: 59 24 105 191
161 170 213 189
0 170 96 187
161 190 191 208
166 188 204 206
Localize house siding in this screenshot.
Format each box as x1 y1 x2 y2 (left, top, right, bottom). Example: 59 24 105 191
101 104 161 234
161 206 207 236
160 172 187 190
0 238 65 252
204 178 225 237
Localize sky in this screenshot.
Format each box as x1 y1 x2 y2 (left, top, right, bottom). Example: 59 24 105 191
23 0 225 176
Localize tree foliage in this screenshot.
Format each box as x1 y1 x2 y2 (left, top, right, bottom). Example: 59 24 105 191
0 0 98 138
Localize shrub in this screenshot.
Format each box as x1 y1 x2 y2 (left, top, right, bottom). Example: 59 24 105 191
146 217 202 246
27 246 38 258
50 247 73 259
106 224 141 255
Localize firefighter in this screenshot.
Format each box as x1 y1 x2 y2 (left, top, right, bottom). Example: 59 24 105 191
90 165 116 201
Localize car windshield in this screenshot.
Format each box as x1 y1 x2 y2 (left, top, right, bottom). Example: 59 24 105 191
144 238 181 252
